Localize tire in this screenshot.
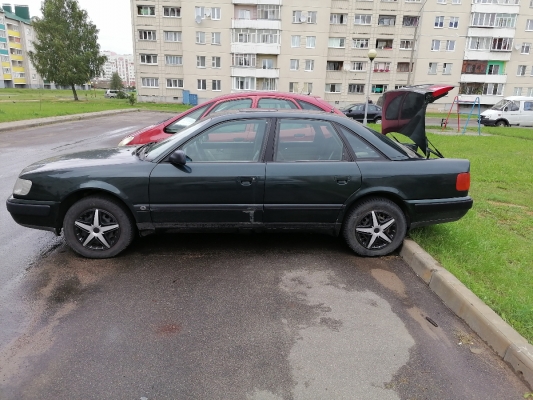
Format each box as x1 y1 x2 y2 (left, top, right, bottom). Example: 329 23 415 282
343 198 407 257
63 195 135 259
495 120 507 127
374 117 382 124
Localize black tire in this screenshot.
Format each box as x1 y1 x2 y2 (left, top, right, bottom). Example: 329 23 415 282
63 195 135 259
374 117 382 124
343 198 407 257
495 120 507 127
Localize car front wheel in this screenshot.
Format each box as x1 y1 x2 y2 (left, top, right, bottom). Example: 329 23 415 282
374 117 382 124
63 195 135 259
343 198 406 257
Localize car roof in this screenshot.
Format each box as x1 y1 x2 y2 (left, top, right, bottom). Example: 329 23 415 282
200 91 326 102
205 109 332 119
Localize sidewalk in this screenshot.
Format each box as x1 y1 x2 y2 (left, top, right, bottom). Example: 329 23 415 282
0 108 141 133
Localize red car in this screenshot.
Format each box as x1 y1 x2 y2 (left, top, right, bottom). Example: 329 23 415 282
118 92 344 146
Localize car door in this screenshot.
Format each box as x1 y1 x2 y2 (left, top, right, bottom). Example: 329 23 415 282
522 100 533 126
149 118 270 226
264 118 362 226
504 100 521 125
348 105 364 120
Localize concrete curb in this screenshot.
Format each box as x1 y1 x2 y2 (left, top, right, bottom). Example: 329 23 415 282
0 108 141 133
400 239 533 389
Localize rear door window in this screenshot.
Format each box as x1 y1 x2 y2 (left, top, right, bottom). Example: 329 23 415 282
257 98 298 109
296 100 326 111
209 99 253 113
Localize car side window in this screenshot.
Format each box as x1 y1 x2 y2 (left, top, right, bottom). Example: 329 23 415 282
337 126 381 159
257 98 298 109
165 104 211 134
181 119 268 162
509 101 520 111
524 102 533 111
297 100 325 111
209 99 253 114
275 119 344 162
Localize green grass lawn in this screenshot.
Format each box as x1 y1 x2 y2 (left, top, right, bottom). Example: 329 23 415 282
0 88 189 122
408 132 533 342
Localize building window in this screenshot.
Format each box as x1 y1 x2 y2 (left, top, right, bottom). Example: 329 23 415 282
291 35 301 47
513 87 523 95
307 12 317 23
431 40 441 51
449 17 459 28
351 61 367 71
140 54 157 64
435 16 444 28
290 59 299 70
303 59 315 71
354 15 372 25
496 14 516 28
348 84 365 94
527 20 533 30
238 9 251 20
306 36 316 48
452 0 461 3
137 6 155 16
257 5 281 20
196 32 206 44
428 63 438 74
197 79 207 90
491 38 513 51
197 56 206 68
446 40 456 51
400 40 413 50
212 80 221 91
374 62 391 71
167 79 183 88
165 55 183 65
233 54 256 67
328 38 345 48
289 82 299 93
234 76 255 90
437 0 446 3
303 82 313 94
262 78 277 91
212 57 221 68
1 55 9 62
3 67 10 74
353 39 369 49
0 31 5 39
327 61 343 71
403 16 419 26
521 43 531 54
212 32 221 45
141 77 158 87
325 83 341 93
487 64 501 75
397 62 412 72
138 30 156 41
517 65 527 76
212 8 221 20
262 59 273 69
292 11 317 24
163 7 180 17
378 15 396 26
443 63 452 74
330 14 347 24
527 88 533 96
195 7 205 19
371 84 387 93
164 31 182 42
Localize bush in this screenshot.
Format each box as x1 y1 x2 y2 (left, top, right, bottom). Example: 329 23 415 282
128 93 136 106
116 91 128 99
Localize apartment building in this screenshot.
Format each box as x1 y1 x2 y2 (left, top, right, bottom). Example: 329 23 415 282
130 0 533 109
101 51 136 87
0 4 42 89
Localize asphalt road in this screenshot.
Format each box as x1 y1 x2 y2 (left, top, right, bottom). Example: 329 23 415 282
0 112 529 399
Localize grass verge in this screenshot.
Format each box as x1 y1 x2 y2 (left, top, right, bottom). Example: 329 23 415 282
409 132 533 342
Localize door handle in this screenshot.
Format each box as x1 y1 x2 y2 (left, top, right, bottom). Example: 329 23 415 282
335 176 350 185
239 176 256 186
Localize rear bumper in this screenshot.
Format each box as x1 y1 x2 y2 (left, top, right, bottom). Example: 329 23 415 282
406 196 473 229
6 196 61 234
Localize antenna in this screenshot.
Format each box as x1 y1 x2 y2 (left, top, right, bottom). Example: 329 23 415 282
514 43 521 50
195 15 202 24
300 12 308 23
204 8 211 18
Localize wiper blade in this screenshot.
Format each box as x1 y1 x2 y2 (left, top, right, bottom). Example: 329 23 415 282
140 142 156 160
133 143 150 157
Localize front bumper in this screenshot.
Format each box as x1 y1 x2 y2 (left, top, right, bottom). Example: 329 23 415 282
6 196 62 235
405 196 473 229
479 117 497 126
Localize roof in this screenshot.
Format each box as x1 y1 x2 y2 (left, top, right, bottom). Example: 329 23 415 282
0 8 32 25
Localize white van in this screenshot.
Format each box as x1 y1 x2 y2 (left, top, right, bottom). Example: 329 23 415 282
479 96 533 127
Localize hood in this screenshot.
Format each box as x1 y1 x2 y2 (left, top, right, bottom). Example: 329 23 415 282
21 147 141 175
381 84 454 156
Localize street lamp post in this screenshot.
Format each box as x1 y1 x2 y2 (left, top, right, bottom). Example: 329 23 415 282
363 49 378 126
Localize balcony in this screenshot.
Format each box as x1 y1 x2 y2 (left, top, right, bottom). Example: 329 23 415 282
232 19 281 30
458 94 503 105
467 27 516 38
460 74 507 84
230 66 279 78
232 0 282 4
471 3 519 14
464 50 511 61
231 42 280 54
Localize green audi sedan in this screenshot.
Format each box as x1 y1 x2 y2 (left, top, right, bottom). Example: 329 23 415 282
7 88 473 259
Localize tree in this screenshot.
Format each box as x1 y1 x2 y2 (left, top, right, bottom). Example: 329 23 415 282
28 0 107 101
110 72 124 91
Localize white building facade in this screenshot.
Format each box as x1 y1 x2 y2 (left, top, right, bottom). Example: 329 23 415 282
101 51 136 87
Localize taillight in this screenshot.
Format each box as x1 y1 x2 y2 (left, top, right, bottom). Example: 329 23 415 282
456 173 470 191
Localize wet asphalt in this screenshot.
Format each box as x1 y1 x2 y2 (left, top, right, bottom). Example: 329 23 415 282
0 112 530 399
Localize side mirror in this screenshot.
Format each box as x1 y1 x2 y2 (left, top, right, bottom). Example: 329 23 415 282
169 149 187 166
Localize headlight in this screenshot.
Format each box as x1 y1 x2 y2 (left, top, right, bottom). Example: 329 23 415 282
13 178 32 196
118 135 135 146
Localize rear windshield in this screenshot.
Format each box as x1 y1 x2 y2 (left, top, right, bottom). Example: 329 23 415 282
362 126 421 159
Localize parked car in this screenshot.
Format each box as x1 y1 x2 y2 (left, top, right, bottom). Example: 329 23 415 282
479 96 533 127
7 88 472 259
105 90 122 98
117 92 344 146
341 103 382 124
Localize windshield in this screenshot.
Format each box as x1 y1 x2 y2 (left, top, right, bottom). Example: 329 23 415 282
491 99 510 111
145 119 211 161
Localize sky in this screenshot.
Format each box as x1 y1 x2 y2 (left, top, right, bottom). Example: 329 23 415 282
18 0 134 54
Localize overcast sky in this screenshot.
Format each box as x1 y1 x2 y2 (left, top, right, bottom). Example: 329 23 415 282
19 0 134 54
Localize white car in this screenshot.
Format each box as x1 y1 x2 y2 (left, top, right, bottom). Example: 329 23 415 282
105 90 120 98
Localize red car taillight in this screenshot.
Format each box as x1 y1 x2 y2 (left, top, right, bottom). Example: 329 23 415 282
456 173 470 191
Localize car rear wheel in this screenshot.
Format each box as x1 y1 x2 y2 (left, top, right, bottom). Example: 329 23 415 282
343 198 406 257
63 196 135 259
374 117 382 124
